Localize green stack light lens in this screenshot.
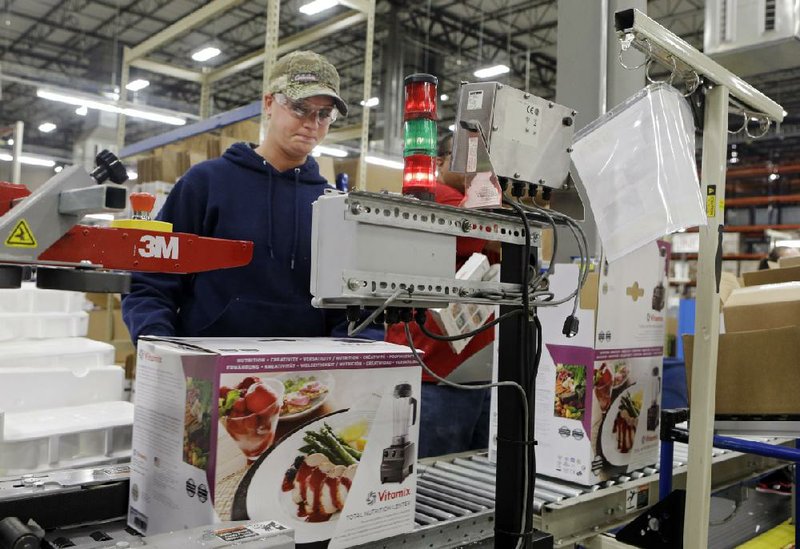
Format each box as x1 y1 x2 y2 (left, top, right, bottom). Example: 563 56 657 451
403 118 437 157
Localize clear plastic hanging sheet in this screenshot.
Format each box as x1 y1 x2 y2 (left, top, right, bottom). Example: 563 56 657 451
570 83 706 262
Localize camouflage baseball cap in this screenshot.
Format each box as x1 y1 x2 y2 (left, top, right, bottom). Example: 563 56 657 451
267 50 348 116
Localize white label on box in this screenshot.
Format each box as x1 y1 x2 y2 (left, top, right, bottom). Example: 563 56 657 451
467 137 478 172
467 90 484 110
213 521 287 541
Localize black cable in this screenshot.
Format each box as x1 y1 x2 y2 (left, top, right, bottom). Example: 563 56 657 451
503 199 532 383
415 308 525 341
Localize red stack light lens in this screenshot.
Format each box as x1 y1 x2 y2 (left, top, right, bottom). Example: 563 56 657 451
402 154 437 192
403 74 438 120
403 74 438 200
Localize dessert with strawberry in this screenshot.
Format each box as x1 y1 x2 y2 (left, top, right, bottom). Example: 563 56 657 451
219 376 285 460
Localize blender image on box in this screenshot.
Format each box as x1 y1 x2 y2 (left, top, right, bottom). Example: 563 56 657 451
380 383 417 483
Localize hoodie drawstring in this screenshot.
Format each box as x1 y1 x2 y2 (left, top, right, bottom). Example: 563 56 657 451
265 163 275 259
291 168 300 270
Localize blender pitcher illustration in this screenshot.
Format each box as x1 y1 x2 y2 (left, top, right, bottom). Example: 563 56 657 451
652 245 667 312
647 367 661 432
380 383 417 483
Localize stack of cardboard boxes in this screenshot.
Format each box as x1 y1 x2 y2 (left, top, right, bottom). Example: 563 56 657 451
685 256 800 416
86 293 135 375
128 113 407 192
134 120 262 184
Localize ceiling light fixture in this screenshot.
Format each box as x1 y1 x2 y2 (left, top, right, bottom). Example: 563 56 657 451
38 122 56 133
365 155 403 170
359 97 379 107
448 124 455 132
37 88 186 126
0 153 56 167
75 105 88 116
126 79 150 92
54 165 63 173
313 145 348 157
123 107 185 126
440 94 449 101
191 46 221 62
299 0 338 15
473 64 510 78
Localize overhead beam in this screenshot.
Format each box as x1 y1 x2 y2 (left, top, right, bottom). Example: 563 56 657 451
130 58 203 83
207 11 368 84
127 0 247 61
339 0 371 12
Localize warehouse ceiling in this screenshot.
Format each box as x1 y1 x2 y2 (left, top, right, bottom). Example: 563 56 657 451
0 0 798 168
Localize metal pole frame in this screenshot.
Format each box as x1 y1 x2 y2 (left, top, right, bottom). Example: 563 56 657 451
259 0 280 143
11 121 23 185
356 0 376 191
613 8 784 548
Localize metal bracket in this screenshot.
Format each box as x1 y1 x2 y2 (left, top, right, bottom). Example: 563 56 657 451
326 270 523 308
36 267 131 293
614 8 785 123
615 490 686 549
58 185 127 217
344 191 543 246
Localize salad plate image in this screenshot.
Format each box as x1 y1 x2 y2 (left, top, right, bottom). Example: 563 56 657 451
232 409 372 545
600 384 644 466
553 364 586 420
277 372 334 421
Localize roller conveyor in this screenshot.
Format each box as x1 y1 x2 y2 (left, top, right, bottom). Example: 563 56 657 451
0 438 791 549
362 437 793 548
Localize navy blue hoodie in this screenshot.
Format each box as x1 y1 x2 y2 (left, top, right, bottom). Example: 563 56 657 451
122 142 348 342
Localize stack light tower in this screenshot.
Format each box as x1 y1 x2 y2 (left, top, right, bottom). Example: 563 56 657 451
401 74 439 201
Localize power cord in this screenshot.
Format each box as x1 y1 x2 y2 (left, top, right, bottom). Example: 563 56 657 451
402 322 531 549
347 287 405 337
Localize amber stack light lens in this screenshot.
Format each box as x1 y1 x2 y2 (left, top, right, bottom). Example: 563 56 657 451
402 74 438 200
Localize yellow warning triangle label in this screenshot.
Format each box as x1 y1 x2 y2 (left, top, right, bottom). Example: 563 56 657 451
5 219 37 248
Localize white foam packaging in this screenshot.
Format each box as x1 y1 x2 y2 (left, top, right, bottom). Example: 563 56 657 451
0 282 87 313
0 337 114 369
0 311 89 341
0 336 129 475
0 401 133 475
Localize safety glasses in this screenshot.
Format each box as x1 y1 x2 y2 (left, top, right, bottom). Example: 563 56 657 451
274 93 338 126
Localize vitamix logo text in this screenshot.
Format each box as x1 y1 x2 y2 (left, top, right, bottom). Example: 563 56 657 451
378 488 412 501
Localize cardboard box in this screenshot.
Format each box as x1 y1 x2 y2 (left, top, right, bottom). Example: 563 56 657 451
128 337 421 548
516 240 669 485
316 156 335 185
334 158 403 193
684 327 800 415
723 282 800 333
742 265 800 286
85 293 134 367
220 136 240 155
779 256 800 268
